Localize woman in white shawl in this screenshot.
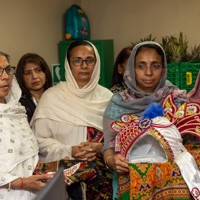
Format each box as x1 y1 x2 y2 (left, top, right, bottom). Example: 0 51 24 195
31 41 113 200
0 52 51 200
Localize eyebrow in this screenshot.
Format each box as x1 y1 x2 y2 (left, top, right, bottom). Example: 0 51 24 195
136 61 162 64
24 66 41 71
72 56 95 59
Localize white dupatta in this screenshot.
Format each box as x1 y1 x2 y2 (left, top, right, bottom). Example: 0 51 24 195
32 42 113 131
0 77 39 200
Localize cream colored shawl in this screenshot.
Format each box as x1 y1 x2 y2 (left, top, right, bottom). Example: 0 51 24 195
31 42 113 131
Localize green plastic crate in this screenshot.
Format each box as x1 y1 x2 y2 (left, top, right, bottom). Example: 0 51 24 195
179 62 200 92
167 62 181 88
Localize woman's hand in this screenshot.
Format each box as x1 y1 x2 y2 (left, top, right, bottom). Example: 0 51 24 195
104 149 129 174
71 142 103 161
114 154 129 174
8 174 53 191
80 142 103 154
23 174 53 191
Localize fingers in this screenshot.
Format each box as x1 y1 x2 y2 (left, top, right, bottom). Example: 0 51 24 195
35 174 54 182
78 142 103 154
115 154 129 174
74 150 89 158
116 165 129 174
24 175 48 191
74 150 97 162
78 142 89 147
44 173 54 179
78 145 93 152
75 151 96 159
75 142 102 161
87 155 96 162
115 154 129 164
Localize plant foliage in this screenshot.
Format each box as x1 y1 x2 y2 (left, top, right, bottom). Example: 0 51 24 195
132 32 200 63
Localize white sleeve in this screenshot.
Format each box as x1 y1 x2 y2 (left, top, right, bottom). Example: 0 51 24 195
175 151 200 198
0 170 19 186
32 118 73 162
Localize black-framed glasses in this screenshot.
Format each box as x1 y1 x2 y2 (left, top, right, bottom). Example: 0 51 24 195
135 63 163 71
0 66 16 76
71 57 96 67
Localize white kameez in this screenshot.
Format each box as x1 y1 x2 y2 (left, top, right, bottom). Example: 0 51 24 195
0 78 39 200
31 42 113 163
32 118 87 161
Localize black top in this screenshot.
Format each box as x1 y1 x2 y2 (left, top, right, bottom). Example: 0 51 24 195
19 94 36 123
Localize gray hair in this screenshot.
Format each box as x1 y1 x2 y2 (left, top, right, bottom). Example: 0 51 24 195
0 51 10 62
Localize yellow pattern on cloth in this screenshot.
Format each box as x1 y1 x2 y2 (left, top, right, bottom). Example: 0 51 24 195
129 162 190 200
111 93 200 200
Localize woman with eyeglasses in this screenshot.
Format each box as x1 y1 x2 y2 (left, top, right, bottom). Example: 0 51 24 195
31 40 113 200
0 51 53 200
16 53 53 122
103 41 200 199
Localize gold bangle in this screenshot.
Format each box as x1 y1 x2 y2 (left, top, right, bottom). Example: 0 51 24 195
105 155 113 169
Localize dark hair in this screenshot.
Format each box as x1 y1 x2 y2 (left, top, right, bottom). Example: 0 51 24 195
111 46 133 87
67 40 94 62
0 51 10 62
16 53 53 98
135 44 165 65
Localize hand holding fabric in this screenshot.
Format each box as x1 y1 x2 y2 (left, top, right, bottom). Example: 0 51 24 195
114 154 129 174
23 174 53 191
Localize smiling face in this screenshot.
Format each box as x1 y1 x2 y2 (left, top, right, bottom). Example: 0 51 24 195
23 63 46 93
0 55 13 103
69 45 96 88
135 48 163 93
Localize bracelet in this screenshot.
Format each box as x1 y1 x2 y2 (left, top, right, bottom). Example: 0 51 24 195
105 155 113 169
8 182 11 191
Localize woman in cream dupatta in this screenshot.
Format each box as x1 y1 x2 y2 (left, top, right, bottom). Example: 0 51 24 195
31 41 113 200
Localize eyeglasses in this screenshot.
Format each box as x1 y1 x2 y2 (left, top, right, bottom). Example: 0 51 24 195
71 57 96 67
0 66 16 76
135 63 163 71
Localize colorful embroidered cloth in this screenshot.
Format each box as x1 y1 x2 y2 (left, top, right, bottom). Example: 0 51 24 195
128 162 190 200
118 162 191 200
111 93 200 200
162 92 200 142
34 160 97 186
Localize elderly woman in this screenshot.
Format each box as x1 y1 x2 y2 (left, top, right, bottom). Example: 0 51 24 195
103 42 200 199
31 40 113 200
0 51 52 200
